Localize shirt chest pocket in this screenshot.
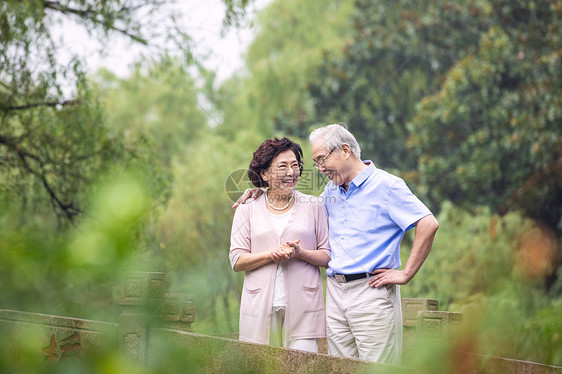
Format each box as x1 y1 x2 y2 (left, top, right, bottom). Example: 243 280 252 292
348 202 380 232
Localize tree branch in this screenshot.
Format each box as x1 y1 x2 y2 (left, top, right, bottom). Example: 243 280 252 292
42 0 148 44
14 144 82 223
1 134 82 223
2 99 80 111
508 156 562 204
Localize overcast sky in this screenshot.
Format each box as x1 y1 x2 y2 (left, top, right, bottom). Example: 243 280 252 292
52 0 270 83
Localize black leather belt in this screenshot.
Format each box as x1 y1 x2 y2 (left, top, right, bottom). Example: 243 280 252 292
331 273 370 283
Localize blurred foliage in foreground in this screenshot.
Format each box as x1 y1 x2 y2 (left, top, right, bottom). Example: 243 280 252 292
402 202 562 366
1 193 561 371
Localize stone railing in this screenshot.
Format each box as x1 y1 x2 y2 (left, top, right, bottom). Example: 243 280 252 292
402 297 463 349
1 271 560 374
119 272 195 362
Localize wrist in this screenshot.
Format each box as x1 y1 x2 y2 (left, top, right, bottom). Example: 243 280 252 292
402 268 415 282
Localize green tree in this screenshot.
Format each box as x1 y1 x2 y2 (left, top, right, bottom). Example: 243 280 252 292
139 132 257 335
0 73 115 223
96 58 209 166
92 60 243 333
217 0 354 139
0 0 254 224
401 202 562 366
0 0 256 330
306 0 491 172
408 1 561 256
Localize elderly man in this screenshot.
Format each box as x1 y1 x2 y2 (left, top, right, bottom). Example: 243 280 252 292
309 123 438 364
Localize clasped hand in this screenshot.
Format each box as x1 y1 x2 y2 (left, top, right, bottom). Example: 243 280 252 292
270 240 301 263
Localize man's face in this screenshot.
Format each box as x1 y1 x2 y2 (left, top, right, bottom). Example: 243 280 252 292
311 141 344 185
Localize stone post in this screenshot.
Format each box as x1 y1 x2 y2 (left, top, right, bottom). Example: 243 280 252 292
416 310 463 340
402 298 439 326
161 293 195 332
402 298 439 349
119 271 166 364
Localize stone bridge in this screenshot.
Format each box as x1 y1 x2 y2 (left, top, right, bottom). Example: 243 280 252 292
1 272 560 373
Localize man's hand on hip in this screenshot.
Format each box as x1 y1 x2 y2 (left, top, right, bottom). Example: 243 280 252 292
369 269 410 288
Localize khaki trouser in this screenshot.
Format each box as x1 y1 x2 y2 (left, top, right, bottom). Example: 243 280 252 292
326 276 402 365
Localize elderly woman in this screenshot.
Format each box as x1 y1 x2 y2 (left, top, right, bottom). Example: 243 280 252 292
229 137 330 352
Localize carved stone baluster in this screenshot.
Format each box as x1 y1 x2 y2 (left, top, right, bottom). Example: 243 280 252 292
119 272 166 364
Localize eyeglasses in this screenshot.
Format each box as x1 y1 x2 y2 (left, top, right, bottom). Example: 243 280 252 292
313 147 337 169
272 162 302 173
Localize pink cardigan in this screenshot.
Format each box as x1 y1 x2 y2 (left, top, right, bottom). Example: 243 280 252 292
229 191 330 344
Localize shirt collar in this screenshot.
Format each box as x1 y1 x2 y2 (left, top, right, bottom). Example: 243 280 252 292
349 160 376 188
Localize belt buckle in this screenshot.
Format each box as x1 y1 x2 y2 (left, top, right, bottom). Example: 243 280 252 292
334 274 346 283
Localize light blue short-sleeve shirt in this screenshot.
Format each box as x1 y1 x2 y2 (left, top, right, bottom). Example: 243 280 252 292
321 161 432 276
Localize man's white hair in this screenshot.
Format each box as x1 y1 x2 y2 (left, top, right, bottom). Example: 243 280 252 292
309 122 361 159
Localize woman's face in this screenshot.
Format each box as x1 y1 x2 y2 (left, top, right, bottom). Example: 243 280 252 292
261 149 300 194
